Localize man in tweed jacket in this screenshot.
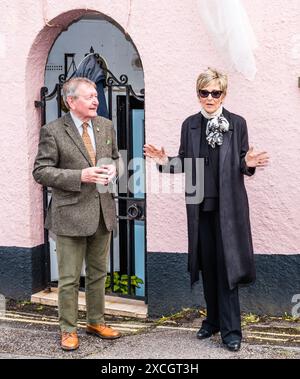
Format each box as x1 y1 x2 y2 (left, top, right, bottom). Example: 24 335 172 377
33 77 123 350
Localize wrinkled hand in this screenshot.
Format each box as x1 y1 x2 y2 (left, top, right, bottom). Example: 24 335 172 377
143 144 168 165
245 147 270 168
101 164 116 183
81 167 109 185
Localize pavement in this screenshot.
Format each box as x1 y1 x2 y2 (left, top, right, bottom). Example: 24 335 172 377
0 302 299 360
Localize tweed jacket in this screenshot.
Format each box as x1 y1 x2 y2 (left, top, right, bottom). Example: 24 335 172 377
33 113 123 236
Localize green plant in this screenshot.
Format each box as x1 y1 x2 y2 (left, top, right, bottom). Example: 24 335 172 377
241 313 260 326
282 312 300 322
105 272 144 295
19 301 32 306
156 308 201 325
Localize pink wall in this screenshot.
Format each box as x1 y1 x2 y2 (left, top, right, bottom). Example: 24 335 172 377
0 0 299 254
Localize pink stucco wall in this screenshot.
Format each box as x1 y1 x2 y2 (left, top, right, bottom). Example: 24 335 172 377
0 0 299 254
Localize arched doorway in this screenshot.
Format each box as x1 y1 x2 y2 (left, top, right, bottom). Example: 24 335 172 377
28 10 146 302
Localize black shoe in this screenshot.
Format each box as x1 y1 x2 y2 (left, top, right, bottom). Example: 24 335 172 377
196 328 213 340
224 340 241 352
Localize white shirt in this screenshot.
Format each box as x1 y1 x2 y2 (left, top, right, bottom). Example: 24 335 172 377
70 112 96 151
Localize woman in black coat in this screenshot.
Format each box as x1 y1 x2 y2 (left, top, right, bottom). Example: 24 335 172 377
144 68 269 352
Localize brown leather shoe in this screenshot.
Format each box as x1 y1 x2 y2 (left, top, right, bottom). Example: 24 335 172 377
61 332 79 351
86 324 121 340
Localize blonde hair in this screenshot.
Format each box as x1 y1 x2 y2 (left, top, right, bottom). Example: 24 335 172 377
62 77 96 109
196 68 228 98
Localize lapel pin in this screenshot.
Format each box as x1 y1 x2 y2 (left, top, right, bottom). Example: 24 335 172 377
96 127 100 132
106 139 111 145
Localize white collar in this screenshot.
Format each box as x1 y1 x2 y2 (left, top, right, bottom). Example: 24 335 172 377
200 106 223 120
70 112 93 130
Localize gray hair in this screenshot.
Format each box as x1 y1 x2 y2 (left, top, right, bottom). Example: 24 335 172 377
196 68 228 98
62 77 96 109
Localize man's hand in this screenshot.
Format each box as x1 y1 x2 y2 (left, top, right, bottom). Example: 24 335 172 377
81 167 109 185
245 147 270 168
101 164 117 183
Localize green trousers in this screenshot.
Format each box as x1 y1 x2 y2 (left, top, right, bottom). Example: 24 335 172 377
56 214 111 332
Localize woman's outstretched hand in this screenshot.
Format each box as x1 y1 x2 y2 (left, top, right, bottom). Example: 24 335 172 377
245 147 270 168
143 144 168 165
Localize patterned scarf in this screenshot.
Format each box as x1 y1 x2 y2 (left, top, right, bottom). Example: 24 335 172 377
201 106 230 148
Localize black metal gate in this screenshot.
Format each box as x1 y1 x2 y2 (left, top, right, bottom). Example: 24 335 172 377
35 53 146 301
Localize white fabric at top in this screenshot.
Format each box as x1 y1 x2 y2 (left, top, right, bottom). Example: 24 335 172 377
198 0 258 81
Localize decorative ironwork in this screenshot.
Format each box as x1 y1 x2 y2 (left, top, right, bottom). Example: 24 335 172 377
64 53 76 78
105 68 128 86
59 74 67 84
54 50 144 102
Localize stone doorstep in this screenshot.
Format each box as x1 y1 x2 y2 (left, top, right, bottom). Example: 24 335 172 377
31 288 148 319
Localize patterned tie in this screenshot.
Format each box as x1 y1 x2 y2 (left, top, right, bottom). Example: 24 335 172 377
82 122 96 166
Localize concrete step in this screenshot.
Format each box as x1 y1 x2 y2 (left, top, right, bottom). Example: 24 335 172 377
31 288 148 319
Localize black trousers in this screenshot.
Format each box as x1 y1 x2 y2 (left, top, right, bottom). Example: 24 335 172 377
198 211 242 343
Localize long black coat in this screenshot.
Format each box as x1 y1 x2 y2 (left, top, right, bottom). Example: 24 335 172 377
160 108 256 289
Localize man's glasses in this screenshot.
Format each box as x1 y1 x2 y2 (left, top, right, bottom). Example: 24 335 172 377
199 90 223 99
